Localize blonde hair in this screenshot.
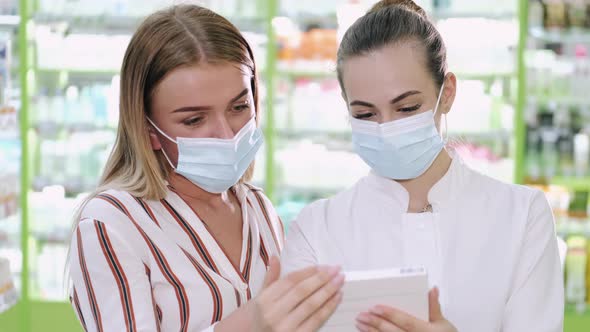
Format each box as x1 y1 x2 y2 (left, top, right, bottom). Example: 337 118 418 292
65 4 260 285
87 4 259 204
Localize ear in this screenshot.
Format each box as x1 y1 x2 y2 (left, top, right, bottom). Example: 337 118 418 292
440 73 457 115
148 126 162 150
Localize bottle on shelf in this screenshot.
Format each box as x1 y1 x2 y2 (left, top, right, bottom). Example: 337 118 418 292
566 235 588 312
543 0 569 30
530 0 545 30
567 0 588 29
574 45 590 99
574 128 590 177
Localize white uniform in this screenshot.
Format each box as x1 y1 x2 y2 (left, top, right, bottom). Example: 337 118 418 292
69 183 283 332
281 157 564 332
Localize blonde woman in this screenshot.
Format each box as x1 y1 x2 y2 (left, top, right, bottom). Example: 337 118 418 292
68 5 344 332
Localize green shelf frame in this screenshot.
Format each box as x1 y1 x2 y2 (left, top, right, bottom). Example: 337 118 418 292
551 177 590 192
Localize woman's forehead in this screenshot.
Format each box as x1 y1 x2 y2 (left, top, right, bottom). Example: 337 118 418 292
341 43 433 100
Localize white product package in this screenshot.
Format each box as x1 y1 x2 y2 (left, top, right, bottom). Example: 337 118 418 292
322 267 429 332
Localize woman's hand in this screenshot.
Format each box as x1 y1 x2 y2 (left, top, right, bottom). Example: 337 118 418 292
355 287 457 332
216 256 344 332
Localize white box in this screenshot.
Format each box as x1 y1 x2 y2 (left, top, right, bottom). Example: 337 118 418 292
322 267 429 332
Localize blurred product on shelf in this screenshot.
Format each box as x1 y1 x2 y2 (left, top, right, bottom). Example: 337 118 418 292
30 78 119 195
276 140 369 191
28 186 85 299
524 84 590 182
437 18 517 75
0 105 16 136
534 184 590 313
0 0 15 15
36 0 264 20
536 0 590 30
0 119 19 221
0 171 18 220
274 78 348 133
525 0 590 185
526 47 590 101
0 256 18 313
566 236 588 311
35 27 130 71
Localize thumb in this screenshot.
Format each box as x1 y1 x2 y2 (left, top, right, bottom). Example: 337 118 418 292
262 255 281 289
429 287 444 322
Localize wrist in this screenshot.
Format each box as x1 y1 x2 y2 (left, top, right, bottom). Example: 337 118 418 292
215 301 255 332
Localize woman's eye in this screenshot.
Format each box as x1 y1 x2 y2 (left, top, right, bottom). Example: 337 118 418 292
183 117 203 126
353 112 374 120
232 102 250 112
399 104 422 113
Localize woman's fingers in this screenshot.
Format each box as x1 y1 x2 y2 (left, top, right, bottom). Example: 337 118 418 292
429 287 444 322
296 290 344 332
355 320 379 332
267 266 342 323
357 311 404 332
282 271 344 328
261 265 323 303
364 305 429 332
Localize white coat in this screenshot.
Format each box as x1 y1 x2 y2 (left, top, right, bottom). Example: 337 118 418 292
281 157 564 332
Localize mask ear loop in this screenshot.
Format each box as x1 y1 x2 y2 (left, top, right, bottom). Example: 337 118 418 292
443 113 449 144
146 117 177 170
433 79 447 143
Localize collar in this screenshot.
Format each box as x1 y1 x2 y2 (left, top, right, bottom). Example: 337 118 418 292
365 155 468 212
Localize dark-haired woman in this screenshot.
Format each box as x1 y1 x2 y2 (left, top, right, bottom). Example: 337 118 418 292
281 1 563 331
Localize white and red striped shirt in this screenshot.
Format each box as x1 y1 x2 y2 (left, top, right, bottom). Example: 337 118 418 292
69 183 284 332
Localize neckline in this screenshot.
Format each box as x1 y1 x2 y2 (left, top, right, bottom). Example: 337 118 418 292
166 184 254 291
366 156 464 212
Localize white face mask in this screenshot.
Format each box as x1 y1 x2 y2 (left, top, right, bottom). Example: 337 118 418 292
147 117 264 193
350 82 446 180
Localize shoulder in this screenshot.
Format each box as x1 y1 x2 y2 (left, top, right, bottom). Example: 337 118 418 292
241 183 285 243
79 189 143 229
462 164 542 205
460 165 552 232
291 176 368 234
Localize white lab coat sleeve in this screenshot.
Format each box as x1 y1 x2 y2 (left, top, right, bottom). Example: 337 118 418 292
501 191 564 332
280 206 319 276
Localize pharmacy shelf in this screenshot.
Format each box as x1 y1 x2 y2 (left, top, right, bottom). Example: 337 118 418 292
529 27 590 44
34 13 142 32
0 131 19 140
37 68 120 83
0 15 19 27
276 67 515 81
550 177 590 192
33 122 116 137
455 71 515 81
277 68 335 79
31 231 70 246
557 221 590 237
34 13 266 34
277 129 350 140
533 96 590 108
432 10 516 20
276 185 346 197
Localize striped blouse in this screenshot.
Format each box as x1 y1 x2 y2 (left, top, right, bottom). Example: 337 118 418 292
68 183 284 332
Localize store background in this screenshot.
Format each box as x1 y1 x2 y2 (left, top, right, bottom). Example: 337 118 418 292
0 0 588 330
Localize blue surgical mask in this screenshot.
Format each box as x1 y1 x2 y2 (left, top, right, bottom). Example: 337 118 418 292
147 117 263 193
350 83 446 180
